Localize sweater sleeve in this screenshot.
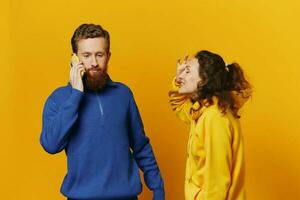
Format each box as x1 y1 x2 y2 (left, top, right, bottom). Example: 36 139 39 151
168 77 193 124
203 113 233 200
128 91 165 200
40 88 84 154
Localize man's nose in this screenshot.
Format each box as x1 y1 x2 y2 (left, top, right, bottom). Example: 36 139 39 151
91 56 98 67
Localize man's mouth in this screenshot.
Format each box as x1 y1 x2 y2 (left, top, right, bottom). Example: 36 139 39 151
88 68 101 74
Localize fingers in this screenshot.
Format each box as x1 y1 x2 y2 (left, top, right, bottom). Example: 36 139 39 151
78 66 86 77
75 64 85 78
70 62 85 83
177 54 190 65
176 54 191 79
183 54 189 63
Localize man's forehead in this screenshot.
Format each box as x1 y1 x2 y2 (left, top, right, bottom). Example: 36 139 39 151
77 37 108 52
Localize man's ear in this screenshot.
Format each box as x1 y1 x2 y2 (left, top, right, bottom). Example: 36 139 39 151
105 52 111 67
108 52 111 60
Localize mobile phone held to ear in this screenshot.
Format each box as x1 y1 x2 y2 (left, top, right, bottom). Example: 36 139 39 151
71 53 80 67
71 53 85 76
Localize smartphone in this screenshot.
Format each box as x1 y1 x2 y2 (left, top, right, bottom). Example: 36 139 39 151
70 53 85 76
70 53 80 68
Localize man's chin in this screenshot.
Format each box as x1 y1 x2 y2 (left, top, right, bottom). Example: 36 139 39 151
89 70 101 77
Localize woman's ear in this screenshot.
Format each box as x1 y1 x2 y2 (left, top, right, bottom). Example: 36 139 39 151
197 77 207 88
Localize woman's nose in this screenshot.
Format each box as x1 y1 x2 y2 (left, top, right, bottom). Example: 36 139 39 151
178 72 185 80
177 76 184 84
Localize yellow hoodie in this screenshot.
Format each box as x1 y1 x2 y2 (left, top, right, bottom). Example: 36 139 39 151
169 78 247 200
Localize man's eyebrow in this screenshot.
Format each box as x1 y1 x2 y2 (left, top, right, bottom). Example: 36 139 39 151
80 51 106 55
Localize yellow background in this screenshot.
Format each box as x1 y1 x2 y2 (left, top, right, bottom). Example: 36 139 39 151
1 0 300 199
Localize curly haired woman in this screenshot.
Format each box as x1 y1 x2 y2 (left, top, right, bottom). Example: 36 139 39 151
169 50 252 200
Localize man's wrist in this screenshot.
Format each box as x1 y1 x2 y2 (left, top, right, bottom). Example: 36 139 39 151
153 188 165 200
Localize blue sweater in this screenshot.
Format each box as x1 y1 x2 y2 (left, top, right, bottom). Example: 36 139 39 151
40 78 164 200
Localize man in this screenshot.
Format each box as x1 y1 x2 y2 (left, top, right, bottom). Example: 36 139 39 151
40 23 165 200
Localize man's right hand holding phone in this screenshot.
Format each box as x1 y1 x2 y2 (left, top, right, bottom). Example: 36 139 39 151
70 54 86 92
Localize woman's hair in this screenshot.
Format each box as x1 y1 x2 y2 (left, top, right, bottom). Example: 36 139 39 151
194 50 252 118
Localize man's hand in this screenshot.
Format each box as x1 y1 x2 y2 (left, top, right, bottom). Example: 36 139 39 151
69 60 86 92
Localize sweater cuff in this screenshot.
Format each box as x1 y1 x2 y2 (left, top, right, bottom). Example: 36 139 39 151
153 189 165 200
69 88 84 105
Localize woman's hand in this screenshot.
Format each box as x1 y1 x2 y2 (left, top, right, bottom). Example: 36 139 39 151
176 55 189 83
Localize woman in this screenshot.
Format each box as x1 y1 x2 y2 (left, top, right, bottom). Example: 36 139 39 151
169 50 252 200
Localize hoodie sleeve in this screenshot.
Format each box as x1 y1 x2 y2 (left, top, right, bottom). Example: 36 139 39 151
168 77 193 124
128 91 165 200
40 88 84 154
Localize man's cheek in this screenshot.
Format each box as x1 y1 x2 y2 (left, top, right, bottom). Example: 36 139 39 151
101 59 107 65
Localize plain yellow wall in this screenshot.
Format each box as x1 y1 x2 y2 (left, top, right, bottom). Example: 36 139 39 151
1 0 300 199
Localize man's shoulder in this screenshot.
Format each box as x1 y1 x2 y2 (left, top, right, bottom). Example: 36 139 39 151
111 81 133 95
48 83 72 101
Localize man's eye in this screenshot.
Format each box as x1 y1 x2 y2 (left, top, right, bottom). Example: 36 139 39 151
97 54 104 57
83 55 89 58
186 70 190 73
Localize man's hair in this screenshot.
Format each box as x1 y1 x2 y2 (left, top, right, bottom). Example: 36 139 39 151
71 23 110 53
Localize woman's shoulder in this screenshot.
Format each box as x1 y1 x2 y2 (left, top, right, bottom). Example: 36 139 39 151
201 104 238 125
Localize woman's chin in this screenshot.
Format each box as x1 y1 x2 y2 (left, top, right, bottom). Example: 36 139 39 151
179 89 190 95
179 88 197 97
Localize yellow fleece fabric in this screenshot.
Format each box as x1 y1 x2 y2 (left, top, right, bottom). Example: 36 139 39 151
169 77 246 200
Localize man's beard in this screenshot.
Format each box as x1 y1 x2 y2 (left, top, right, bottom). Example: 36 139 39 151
82 67 108 92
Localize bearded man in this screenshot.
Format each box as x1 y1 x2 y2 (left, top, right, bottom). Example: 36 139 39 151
40 23 165 200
